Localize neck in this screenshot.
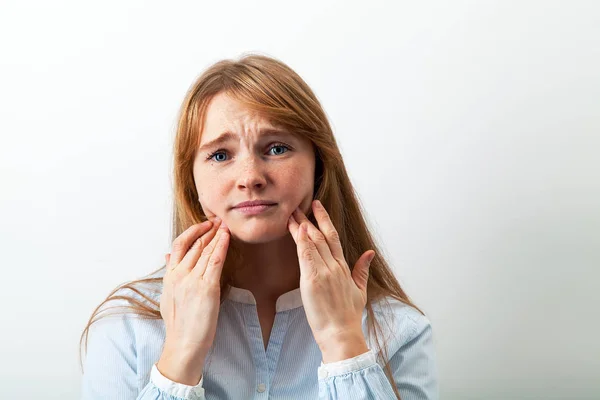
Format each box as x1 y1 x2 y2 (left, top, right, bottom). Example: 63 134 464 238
230 233 300 303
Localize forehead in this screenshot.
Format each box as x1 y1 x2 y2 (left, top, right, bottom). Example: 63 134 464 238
200 92 276 143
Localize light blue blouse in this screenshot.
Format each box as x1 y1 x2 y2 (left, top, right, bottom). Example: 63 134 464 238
81 270 439 399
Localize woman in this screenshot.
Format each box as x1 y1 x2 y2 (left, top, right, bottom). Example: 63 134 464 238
80 54 439 400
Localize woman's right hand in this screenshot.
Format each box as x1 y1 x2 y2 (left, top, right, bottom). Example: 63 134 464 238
156 218 230 386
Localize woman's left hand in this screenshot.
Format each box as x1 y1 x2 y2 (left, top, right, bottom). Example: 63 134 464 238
288 200 375 363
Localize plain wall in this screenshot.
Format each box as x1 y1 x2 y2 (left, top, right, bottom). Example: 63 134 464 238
1 1 598 399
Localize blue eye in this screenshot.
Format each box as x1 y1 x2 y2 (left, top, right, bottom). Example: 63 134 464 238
268 144 290 156
206 151 228 162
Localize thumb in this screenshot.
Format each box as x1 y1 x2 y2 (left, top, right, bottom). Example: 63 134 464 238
352 251 374 293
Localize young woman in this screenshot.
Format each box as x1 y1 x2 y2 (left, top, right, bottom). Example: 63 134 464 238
80 54 439 400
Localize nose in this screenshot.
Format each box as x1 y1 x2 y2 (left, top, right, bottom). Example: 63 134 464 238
236 157 267 191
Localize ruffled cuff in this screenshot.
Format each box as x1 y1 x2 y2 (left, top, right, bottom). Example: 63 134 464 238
317 349 377 380
151 363 205 399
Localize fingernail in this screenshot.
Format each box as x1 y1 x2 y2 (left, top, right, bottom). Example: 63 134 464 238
220 221 228 229
214 216 221 223
314 200 322 208
368 253 376 263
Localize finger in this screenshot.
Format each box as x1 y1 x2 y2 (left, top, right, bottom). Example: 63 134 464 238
201 223 231 285
296 223 321 278
287 213 301 243
169 220 215 268
351 251 375 294
191 222 229 280
177 219 222 274
165 253 171 265
312 200 345 262
293 207 336 271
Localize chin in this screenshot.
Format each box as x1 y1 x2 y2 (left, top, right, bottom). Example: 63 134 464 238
229 222 290 244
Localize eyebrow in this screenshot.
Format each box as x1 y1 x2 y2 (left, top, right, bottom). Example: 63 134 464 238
198 128 292 153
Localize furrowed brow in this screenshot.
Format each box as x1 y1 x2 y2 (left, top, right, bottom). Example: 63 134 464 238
198 128 291 152
198 132 237 153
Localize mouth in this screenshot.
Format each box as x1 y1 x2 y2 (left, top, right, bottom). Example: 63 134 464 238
233 200 277 208
233 203 277 216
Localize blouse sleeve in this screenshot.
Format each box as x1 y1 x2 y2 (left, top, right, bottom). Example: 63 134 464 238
80 309 206 400
316 312 439 400
147 363 206 400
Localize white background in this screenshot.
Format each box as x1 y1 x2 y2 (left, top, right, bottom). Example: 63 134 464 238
1 1 598 399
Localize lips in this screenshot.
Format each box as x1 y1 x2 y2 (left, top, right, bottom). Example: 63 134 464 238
233 200 277 209
233 202 277 216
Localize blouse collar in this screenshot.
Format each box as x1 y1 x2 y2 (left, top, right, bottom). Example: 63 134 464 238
225 285 303 312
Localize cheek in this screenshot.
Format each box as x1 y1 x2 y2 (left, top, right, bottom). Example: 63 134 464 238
196 176 228 216
280 163 315 197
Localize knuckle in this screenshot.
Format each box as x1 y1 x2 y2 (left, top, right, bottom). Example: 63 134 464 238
301 248 314 261
318 270 333 282
209 254 223 266
334 257 346 266
191 237 204 250
313 234 327 245
201 244 214 257
328 229 340 242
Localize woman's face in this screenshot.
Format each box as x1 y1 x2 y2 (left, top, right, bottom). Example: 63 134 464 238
193 92 316 244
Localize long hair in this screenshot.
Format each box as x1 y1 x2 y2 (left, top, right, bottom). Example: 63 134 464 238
80 53 424 399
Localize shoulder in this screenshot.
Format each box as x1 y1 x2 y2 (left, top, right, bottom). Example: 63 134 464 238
366 297 440 397
371 296 430 326
366 296 434 354
107 267 165 309
88 268 166 337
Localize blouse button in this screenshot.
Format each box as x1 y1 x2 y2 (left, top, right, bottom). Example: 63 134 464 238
257 383 266 393
318 369 329 379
